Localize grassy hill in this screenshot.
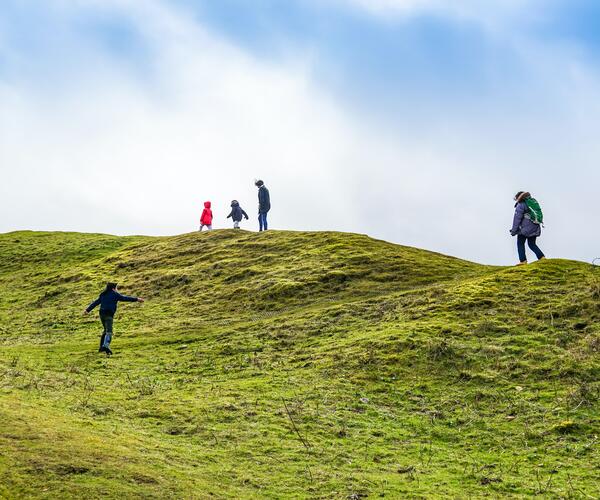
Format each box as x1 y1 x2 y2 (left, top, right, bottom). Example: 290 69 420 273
0 230 598 498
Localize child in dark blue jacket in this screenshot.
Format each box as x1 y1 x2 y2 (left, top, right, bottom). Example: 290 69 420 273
227 200 249 229
84 282 144 355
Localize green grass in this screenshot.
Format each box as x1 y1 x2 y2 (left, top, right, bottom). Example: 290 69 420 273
0 229 598 498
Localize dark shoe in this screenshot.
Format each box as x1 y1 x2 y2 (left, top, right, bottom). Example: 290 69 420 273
105 347 113 356
99 346 106 353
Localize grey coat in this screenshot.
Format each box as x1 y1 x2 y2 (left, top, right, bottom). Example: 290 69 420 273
511 201 541 238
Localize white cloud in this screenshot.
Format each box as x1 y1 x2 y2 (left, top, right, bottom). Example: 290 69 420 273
1 0 599 265
333 0 532 17
0 0 361 236
327 0 542 35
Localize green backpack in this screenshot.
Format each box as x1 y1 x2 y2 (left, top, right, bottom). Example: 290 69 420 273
525 198 543 225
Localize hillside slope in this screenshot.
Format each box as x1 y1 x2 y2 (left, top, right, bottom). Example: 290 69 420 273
0 230 598 498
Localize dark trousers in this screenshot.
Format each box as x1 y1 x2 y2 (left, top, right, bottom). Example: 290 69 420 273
258 212 268 231
99 311 114 350
517 235 544 262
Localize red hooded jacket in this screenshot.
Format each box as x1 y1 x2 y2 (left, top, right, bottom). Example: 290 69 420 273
200 201 213 225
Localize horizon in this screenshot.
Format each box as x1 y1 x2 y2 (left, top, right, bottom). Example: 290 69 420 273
3 227 597 267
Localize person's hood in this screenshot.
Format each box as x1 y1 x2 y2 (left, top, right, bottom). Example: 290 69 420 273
515 192 530 206
204 201 211 209
230 200 239 207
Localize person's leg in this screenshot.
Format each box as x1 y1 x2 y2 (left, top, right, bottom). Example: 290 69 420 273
199 225 203 231
207 225 212 230
234 220 240 229
259 212 267 231
99 314 107 352
102 315 114 351
527 237 545 260
517 235 527 263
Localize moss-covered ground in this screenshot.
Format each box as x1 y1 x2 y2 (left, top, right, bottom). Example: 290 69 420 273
0 230 598 498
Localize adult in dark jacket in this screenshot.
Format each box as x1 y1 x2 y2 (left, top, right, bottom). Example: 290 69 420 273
510 191 545 265
84 282 144 355
227 200 249 229
255 180 271 231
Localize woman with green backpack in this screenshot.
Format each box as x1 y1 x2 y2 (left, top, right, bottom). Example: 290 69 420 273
510 191 545 265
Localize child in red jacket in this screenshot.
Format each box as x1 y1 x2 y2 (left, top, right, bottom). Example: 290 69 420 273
199 201 213 231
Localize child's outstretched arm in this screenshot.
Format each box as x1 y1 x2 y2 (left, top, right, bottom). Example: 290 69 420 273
84 297 101 315
242 209 249 220
116 292 144 303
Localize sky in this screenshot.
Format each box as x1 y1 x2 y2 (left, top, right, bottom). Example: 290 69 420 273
1 0 599 264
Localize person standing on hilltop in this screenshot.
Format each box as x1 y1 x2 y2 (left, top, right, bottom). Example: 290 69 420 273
255 180 271 231
510 191 545 265
199 201 213 231
227 200 249 229
84 282 144 355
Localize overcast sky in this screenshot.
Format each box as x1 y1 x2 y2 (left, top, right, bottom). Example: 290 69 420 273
1 0 599 264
